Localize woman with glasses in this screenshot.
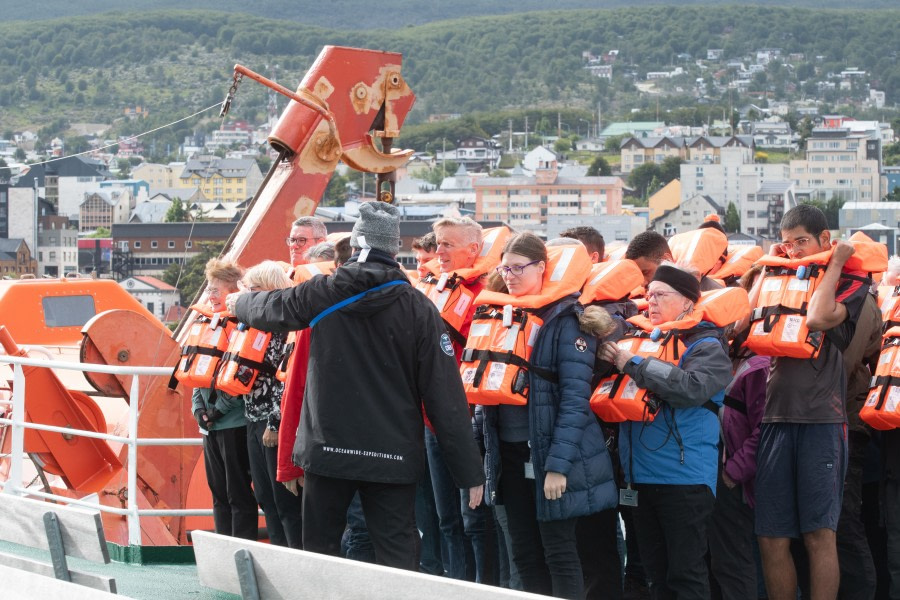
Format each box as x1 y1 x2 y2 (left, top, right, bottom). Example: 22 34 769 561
474 232 617 599
238 261 304 548
190 258 259 540
597 263 733 600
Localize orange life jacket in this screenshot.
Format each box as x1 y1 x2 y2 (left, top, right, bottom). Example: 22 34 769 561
173 304 237 389
668 228 729 277
590 286 750 422
878 284 900 327
746 242 885 359
417 226 512 343
580 259 645 305
861 326 900 430
215 323 278 395
274 260 337 382
712 245 764 286
460 245 591 406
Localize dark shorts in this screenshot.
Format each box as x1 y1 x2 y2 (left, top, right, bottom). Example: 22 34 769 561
755 422 847 538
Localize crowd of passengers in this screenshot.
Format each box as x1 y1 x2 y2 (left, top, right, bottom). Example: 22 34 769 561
178 203 900 600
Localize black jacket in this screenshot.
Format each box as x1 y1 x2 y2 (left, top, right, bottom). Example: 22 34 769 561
233 251 485 487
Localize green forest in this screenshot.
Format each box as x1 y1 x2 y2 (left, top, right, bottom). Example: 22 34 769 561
0 6 897 148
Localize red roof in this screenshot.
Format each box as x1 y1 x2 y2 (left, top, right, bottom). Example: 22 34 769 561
163 304 187 322
134 276 177 291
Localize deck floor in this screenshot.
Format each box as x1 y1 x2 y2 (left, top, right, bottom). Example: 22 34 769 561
0 540 238 600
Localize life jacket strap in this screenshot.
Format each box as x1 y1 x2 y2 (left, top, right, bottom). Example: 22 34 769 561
221 352 278 378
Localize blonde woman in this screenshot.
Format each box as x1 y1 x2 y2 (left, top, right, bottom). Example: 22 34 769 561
240 261 302 548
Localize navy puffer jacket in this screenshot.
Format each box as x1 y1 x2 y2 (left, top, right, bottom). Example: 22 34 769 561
477 296 618 521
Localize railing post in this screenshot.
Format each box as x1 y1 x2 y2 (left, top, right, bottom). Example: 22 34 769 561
127 374 141 546
6 364 25 495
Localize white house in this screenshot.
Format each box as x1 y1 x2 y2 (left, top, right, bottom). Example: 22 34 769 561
119 275 181 321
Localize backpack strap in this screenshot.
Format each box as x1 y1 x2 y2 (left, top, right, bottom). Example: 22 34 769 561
309 280 409 328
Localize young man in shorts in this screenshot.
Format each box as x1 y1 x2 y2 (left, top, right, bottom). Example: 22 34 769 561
750 204 868 600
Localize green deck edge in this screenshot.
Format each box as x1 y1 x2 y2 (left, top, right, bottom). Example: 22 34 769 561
107 541 197 565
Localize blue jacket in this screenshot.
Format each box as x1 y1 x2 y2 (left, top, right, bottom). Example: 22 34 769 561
618 324 732 493
477 296 618 521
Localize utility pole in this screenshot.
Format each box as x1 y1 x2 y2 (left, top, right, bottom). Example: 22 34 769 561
557 112 562 138
508 119 513 152
442 137 446 178
524 116 529 151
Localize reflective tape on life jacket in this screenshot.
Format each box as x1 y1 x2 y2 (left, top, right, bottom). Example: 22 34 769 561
460 304 546 406
460 245 590 405
746 244 882 359
861 326 900 430
879 284 900 327
417 226 512 343
173 304 237 389
669 228 729 277
590 332 718 422
215 322 278 396
712 245 764 286
580 259 645 305
275 331 296 383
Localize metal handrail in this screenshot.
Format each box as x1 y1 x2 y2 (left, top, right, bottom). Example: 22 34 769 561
0 354 210 545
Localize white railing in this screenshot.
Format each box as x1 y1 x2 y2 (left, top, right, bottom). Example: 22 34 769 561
0 353 207 546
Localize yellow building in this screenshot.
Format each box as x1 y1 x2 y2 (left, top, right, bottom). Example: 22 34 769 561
175 156 263 203
648 179 682 221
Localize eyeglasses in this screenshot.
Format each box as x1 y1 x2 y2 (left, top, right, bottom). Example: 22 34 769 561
207 287 225 298
646 291 680 302
781 236 813 251
285 236 321 247
495 260 540 277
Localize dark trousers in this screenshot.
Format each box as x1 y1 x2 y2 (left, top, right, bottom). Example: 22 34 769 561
500 440 583 599
246 420 303 549
708 475 757 600
415 461 444 575
341 492 376 563
886 475 900 600
633 483 715 600
838 430 877 600
203 426 258 540
577 507 623 600
302 471 418 570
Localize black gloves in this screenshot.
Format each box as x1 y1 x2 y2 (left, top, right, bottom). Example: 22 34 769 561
194 408 212 431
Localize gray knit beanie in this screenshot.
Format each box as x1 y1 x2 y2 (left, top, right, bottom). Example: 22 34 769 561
350 201 401 256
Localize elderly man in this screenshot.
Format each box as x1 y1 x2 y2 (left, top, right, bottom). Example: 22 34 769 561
230 201 484 570
418 216 496 582
286 216 327 267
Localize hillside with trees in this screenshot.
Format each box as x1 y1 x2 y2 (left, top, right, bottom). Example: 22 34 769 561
0 6 897 149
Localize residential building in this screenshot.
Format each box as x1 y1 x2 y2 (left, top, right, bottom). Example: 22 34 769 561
599 122 666 142
546 214 647 245
37 215 78 277
111 222 237 278
435 137 502 172
746 181 797 237
100 180 149 204
749 120 795 150
0 183 8 239
790 123 881 203
680 147 790 233
620 137 687 174
206 121 254 151
651 194 725 236
474 160 624 235
79 188 134 232
11 156 111 221
132 163 177 191
175 156 263 203
649 179 682 221
119 275 181 321
0 238 37 277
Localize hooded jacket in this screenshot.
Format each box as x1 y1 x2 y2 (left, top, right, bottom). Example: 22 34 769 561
476 296 618 521
233 250 484 488
618 324 733 493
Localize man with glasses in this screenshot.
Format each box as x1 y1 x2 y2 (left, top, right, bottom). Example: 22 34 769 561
749 204 868 600
286 217 327 268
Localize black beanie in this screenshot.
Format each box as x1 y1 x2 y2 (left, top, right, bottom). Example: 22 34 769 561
651 264 700 303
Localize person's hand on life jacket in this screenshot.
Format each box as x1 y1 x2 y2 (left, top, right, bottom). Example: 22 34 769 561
768 243 788 257
468 485 484 509
544 472 567 500
831 240 855 266
224 290 246 314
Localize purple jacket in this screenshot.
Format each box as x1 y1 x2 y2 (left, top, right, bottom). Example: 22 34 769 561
722 354 769 507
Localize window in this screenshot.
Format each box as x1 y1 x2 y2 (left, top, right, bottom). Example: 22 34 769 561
168 241 175 249
134 241 141 248
151 241 158 248
42 295 96 328
185 241 192 249
147 302 155 315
